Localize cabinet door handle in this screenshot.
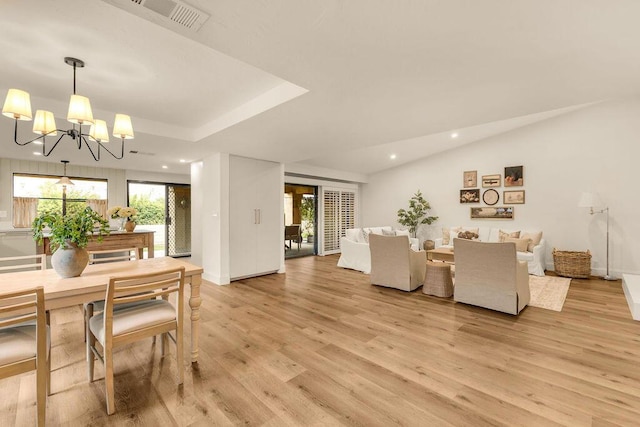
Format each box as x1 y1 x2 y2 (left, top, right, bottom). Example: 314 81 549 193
254 209 258 224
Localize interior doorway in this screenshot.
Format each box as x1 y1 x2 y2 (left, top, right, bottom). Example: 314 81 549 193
284 184 317 259
127 181 191 258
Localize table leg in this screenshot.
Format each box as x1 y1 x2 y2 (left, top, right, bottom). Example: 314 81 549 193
148 233 155 258
188 274 202 363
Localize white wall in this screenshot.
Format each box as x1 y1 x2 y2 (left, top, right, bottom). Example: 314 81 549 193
362 97 640 277
191 153 230 284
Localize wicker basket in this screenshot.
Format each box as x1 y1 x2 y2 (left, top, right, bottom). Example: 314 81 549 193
553 248 591 278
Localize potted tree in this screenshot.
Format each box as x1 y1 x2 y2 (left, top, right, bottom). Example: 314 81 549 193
33 207 110 278
397 190 438 238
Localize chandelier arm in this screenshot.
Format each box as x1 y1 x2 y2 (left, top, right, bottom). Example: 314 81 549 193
79 135 101 161
42 133 69 157
95 137 125 160
11 120 51 146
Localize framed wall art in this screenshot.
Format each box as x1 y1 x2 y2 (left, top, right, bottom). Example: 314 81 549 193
460 189 480 203
482 189 499 205
504 165 523 187
463 171 477 188
482 174 501 188
470 206 514 219
504 190 525 204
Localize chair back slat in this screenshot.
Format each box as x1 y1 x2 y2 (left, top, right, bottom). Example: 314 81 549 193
0 255 47 273
88 248 138 265
0 300 37 316
0 312 37 328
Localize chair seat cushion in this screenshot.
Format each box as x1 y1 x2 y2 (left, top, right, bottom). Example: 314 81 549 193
0 321 49 365
89 299 176 345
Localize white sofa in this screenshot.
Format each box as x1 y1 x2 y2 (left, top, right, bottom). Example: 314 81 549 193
434 227 546 276
337 226 419 274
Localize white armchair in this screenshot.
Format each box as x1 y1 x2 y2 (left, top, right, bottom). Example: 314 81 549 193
454 239 530 315
369 234 426 291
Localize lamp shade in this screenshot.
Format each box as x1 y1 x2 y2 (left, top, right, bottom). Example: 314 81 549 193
578 192 602 208
2 89 33 120
89 119 109 143
113 114 134 139
32 110 58 136
55 176 74 186
67 94 94 125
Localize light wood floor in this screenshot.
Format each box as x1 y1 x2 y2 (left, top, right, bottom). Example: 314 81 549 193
2 255 639 426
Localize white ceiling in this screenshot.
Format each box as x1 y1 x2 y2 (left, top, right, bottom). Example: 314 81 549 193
1 0 639 178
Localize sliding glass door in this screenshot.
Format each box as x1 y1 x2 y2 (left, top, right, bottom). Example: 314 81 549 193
166 184 191 257
127 181 191 257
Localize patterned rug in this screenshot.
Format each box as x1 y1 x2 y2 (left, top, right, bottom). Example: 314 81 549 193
528 275 571 312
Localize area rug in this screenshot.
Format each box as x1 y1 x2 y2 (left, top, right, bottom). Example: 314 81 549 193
528 275 571 311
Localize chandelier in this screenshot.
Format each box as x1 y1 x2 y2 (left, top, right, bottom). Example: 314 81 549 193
2 57 134 161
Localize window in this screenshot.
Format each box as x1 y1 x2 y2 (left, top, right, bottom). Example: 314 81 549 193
13 174 108 226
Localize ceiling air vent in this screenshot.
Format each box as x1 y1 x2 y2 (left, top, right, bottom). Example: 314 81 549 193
129 150 156 156
130 0 209 31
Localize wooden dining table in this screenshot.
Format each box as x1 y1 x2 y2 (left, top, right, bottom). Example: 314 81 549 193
0 256 204 363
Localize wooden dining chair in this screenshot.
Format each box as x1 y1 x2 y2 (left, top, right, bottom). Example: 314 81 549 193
0 286 49 426
84 248 139 342
0 254 47 273
86 267 185 415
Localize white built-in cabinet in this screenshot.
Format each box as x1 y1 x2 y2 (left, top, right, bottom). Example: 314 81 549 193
229 155 281 280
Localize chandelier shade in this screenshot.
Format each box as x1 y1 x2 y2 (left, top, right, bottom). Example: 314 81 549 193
113 114 134 139
33 110 58 136
3 57 134 161
67 94 94 125
2 89 33 121
89 119 109 143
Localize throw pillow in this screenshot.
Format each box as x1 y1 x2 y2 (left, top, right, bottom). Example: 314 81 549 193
360 228 371 244
499 229 520 242
395 229 410 237
382 229 395 236
457 230 479 240
442 227 451 245
520 231 543 252
504 236 531 252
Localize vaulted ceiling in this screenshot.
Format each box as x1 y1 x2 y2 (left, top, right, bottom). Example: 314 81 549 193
1 0 639 178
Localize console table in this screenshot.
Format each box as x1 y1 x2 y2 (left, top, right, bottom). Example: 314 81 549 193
37 229 155 260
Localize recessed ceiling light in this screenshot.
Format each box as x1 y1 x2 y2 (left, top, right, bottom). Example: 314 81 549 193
179 159 186 163
33 140 43 145
162 165 168 169
451 132 459 139
390 154 397 160
33 151 41 156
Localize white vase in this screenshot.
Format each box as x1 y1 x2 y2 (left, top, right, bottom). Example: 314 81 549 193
118 218 126 231
51 241 89 278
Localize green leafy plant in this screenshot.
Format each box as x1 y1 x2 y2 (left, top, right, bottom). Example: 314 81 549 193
397 190 438 237
32 207 110 252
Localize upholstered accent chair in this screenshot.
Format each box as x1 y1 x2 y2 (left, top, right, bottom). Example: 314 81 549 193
453 238 530 315
369 234 426 292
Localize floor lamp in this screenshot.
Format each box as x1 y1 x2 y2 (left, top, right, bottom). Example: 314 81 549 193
578 192 615 280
